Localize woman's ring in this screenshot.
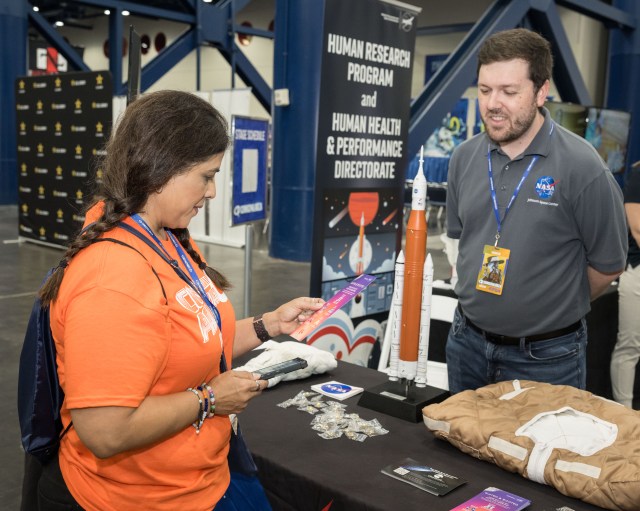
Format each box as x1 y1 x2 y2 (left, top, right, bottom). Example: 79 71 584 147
255 380 261 391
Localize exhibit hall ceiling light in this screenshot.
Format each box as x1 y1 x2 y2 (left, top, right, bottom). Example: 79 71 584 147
29 0 199 29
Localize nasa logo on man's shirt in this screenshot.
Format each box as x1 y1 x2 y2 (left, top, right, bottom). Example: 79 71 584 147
535 176 556 199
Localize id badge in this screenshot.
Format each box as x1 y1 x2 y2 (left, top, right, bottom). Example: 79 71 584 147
476 245 510 295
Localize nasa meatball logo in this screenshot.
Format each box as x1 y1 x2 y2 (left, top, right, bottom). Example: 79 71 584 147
320 383 352 394
535 176 556 199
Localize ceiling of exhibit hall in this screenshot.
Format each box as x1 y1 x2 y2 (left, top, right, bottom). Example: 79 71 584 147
29 0 207 30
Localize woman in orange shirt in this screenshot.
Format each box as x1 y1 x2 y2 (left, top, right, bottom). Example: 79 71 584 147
36 90 322 510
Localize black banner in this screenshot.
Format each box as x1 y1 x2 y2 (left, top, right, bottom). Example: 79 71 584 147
311 0 418 320
15 71 113 246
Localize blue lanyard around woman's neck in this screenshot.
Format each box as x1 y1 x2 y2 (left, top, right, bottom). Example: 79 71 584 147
130 214 222 331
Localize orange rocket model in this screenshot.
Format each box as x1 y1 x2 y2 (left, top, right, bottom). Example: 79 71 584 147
398 147 428 380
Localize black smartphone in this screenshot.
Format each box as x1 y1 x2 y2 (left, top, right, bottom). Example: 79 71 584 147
255 357 308 380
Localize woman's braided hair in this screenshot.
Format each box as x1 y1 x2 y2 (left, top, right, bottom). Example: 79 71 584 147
39 90 231 305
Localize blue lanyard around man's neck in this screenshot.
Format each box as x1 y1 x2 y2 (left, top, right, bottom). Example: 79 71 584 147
487 150 538 245
486 121 555 246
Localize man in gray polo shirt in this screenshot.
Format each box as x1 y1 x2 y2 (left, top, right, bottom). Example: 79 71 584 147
445 28 627 394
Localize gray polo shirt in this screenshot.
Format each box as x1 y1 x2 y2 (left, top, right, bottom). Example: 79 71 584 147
446 107 627 337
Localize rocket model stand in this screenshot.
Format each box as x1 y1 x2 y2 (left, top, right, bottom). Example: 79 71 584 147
358 378 449 422
359 148 448 422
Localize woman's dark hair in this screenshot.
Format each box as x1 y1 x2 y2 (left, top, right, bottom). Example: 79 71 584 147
477 28 553 92
40 90 231 304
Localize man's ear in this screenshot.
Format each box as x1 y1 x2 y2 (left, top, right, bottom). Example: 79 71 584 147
536 79 550 107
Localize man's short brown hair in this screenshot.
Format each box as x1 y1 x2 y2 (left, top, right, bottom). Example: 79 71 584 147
477 28 553 91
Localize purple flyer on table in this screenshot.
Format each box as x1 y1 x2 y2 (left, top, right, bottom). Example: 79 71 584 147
449 487 531 511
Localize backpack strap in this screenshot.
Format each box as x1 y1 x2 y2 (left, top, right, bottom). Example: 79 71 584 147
116 222 196 291
93 237 167 301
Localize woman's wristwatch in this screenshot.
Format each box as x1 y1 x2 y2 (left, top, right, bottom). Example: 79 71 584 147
252 313 272 343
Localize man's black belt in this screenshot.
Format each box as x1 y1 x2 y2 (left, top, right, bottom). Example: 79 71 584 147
458 304 581 346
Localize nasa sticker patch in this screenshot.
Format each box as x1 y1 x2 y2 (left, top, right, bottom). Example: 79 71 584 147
311 381 364 401
321 383 352 394
535 176 556 199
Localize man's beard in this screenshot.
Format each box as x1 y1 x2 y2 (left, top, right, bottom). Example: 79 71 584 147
483 104 538 145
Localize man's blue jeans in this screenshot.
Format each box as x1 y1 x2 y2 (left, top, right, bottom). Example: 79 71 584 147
446 307 588 394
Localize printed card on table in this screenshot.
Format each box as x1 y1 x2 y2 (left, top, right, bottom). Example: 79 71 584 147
381 457 466 497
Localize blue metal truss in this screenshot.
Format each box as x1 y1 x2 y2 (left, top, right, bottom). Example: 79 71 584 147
26 0 272 108
135 28 199 93
528 0 591 105
557 0 635 28
74 0 196 24
217 41 272 111
27 10 90 72
27 0 635 155
408 0 530 159
416 23 474 37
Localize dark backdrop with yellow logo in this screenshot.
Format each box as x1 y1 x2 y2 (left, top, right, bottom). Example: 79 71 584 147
15 71 112 246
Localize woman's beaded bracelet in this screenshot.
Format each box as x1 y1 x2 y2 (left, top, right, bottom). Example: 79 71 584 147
186 387 206 434
204 383 216 418
196 386 208 431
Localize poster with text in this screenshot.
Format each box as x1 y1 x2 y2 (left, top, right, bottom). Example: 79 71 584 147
231 116 269 225
310 0 419 320
15 71 113 246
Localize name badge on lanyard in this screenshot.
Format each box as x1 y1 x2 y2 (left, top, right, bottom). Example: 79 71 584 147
476 245 511 295
475 143 543 296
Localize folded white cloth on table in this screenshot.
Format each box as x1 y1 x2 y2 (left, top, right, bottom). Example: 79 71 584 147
234 340 337 388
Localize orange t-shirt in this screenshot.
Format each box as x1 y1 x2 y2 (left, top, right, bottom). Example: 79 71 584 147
50 214 236 511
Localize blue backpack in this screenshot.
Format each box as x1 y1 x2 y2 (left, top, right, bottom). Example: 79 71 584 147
17 267 67 462
17 236 166 463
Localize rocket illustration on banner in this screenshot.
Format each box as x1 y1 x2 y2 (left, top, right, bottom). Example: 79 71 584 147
356 212 365 275
388 146 433 386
